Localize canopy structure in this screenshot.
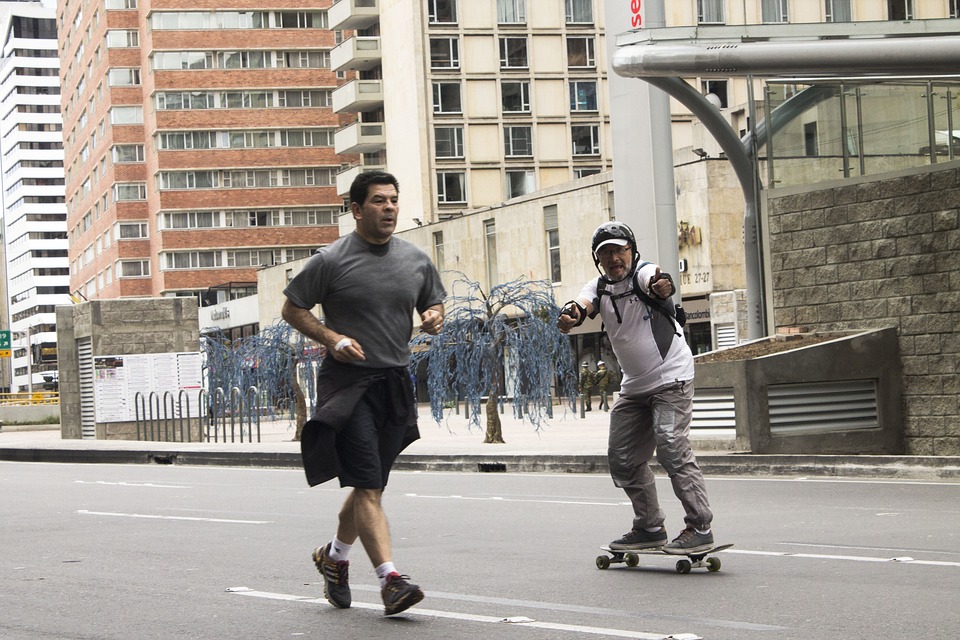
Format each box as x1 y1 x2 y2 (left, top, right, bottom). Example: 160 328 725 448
610 19 960 338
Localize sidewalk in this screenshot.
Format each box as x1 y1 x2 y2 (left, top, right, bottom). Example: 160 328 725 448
1 405 958 480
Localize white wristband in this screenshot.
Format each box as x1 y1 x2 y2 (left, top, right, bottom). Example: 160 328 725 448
334 338 351 352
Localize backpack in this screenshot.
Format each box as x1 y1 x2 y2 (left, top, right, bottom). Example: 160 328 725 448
591 263 686 360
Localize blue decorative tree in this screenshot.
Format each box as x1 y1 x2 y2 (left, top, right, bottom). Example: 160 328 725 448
201 323 323 440
410 274 578 443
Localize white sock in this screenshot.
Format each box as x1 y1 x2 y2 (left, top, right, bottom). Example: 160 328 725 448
328 536 352 562
644 527 663 533
696 528 711 535
375 561 398 587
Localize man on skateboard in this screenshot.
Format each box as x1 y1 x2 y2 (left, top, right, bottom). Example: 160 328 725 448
557 222 716 555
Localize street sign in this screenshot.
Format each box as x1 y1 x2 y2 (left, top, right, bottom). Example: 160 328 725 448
0 329 10 358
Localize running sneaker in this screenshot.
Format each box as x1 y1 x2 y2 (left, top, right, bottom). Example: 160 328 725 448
609 527 668 550
312 543 351 608
381 573 424 616
663 527 714 555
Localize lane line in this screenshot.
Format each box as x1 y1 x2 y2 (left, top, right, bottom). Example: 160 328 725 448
226 588 701 640
726 549 960 567
405 493 630 507
74 480 189 489
76 510 271 524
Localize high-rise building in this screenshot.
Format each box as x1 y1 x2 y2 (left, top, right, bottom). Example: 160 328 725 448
330 0 612 227
0 0 67 393
58 0 352 313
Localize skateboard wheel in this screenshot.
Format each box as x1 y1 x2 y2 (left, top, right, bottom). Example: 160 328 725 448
596 555 611 570
706 557 721 572
676 559 692 574
625 553 639 567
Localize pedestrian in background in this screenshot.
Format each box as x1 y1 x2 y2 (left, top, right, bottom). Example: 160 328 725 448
595 360 611 412
578 361 595 411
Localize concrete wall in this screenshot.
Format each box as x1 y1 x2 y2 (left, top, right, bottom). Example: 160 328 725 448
56 298 200 440
766 162 960 454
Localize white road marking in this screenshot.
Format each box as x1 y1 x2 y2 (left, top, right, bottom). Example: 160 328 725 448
726 548 960 568
74 480 189 488
404 493 630 507
225 587 701 639
76 510 270 524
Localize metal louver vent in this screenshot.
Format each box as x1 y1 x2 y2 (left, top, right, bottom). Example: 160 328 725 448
691 388 736 429
78 338 96 439
768 380 879 436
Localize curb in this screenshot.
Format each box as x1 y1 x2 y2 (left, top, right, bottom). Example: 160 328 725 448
2 447 959 480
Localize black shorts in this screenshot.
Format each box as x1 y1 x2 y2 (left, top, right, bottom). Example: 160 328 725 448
335 379 409 489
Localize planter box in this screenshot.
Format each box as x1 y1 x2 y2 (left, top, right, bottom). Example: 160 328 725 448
694 328 904 454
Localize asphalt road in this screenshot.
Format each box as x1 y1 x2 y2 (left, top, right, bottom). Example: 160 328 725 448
2 461 959 640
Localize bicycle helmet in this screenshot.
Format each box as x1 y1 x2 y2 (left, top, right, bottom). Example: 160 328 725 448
591 221 639 282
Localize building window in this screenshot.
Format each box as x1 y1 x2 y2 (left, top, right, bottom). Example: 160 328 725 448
574 167 601 178
499 37 528 68
119 259 150 277
432 82 462 114
153 51 214 70
113 182 147 200
501 81 530 113
106 0 138 9
437 171 466 203
277 50 329 68
887 0 913 20
435 126 464 158
761 0 788 22
504 125 533 157
698 0 724 24
107 68 140 86
433 231 444 269
497 0 526 24
112 144 145 162
571 124 600 156
566 37 595 68
430 37 460 69
701 80 728 108
544 205 561 283
105 29 138 47
565 0 593 23
163 251 223 270
118 222 148 239
569 80 598 111
428 0 457 24
274 11 328 28
484 220 498 287
825 0 851 21
804 122 819 157
505 170 535 199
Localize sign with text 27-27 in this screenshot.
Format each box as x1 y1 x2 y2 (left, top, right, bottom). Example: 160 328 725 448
0 330 11 358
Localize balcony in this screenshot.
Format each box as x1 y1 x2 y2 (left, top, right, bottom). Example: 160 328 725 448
331 36 382 73
336 163 387 196
329 0 380 31
334 121 386 155
332 79 383 113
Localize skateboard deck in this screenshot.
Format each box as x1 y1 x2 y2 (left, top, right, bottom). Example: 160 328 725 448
596 544 733 573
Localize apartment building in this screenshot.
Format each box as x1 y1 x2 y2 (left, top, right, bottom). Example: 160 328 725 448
330 0 611 227
58 0 352 314
0 1 67 393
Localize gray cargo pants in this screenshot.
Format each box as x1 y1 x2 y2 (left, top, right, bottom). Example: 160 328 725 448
608 380 713 532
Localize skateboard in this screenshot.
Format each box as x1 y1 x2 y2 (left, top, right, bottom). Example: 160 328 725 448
596 544 733 574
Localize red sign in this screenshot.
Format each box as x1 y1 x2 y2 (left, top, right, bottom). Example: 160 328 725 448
630 0 643 28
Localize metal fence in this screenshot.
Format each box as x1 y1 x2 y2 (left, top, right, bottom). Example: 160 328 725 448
134 386 261 443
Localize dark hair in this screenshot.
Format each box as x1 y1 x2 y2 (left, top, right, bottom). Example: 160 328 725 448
349 171 400 206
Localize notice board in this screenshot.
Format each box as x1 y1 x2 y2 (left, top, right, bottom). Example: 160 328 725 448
93 352 204 422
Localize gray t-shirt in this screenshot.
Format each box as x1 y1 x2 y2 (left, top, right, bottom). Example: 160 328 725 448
283 231 446 368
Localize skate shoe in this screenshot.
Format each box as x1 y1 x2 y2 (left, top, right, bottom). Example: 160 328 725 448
609 527 667 550
663 527 714 555
381 573 424 615
312 543 351 608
